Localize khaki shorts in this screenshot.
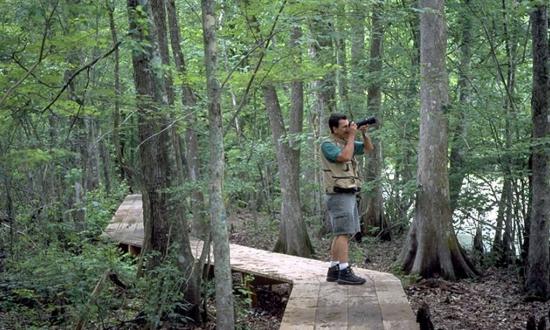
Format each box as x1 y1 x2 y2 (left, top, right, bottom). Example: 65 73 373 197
325 193 360 236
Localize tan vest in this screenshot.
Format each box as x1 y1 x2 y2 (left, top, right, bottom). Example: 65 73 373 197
321 135 362 194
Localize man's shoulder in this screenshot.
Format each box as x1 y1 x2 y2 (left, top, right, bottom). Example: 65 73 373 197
320 137 338 149
320 135 339 145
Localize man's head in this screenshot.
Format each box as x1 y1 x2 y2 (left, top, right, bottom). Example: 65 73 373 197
328 113 351 138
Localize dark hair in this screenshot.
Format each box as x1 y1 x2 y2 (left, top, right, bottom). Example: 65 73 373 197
328 113 347 133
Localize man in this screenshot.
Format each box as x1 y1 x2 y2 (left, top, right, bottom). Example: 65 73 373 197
321 113 374 285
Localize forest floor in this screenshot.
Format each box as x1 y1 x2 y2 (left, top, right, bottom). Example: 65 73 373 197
224 209 550 330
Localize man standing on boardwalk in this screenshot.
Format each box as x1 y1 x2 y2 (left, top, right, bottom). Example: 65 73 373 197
321 113 374 285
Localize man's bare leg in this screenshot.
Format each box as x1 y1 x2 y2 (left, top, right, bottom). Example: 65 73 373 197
331 235 349 263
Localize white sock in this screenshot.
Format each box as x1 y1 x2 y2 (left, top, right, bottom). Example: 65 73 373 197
330 261 339 267
339 262 349 270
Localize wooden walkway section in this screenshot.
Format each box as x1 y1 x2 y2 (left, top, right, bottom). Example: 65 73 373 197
104 194 418 329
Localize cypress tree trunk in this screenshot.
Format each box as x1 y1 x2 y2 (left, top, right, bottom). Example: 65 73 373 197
525 4 549 300
263 85 314 257
399 0 476 280
126 5 195 318
149 0 201 320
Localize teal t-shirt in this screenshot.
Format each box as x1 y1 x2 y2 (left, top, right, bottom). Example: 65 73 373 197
321 140 364 162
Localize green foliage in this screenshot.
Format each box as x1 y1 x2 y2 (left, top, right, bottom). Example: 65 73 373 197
0 241 136 329
135 251 193 327
234 274 255 328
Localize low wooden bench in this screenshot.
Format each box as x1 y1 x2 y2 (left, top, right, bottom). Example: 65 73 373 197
104 194 418 329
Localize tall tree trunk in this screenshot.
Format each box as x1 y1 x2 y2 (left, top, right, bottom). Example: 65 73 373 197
363 0 389 240
399 0 476 280
394 0 420 225
263 85 314 257
107 1 133 186
150 0 185 186
310 11 336 224
492 0 519 266
201 0 235 327
310 15 336 124
126 1 195 310
449 0 473 214
525 4 549 300
501 178 514 264
288 26 304 207
149 0 201 320
166 0 207 239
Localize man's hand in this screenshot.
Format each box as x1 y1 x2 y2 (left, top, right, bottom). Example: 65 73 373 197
347 122 358 139
358 124 368 132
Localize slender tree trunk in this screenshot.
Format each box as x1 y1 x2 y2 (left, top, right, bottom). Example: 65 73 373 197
288 25 304 208
63 52 87 229
201 0 235 327
310 12 336 225
492 0 519 266
166 0 207 239
399 0 476 280
85 118 101 192
502 178 514 263
310 16 336 121
150 0 185 186
107 2 134 186
98 131 111 193
525 4 549 300
394 0 420 225
363 0 389 240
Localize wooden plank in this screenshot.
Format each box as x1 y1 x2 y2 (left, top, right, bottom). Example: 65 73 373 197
280 295 318 330
348 296 384 330
316 283 348 329
104 195 418 330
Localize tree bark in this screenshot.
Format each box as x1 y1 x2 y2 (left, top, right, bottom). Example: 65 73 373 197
399 0 477 280
363 0 389 240
98 131 111 193
525 4 549 300
201 0 235 327
394 0 420 225
150 0 185 186
126 0 195 306
166 0 207 239
149 0 201 319
107 1 128 185
263 85 314 257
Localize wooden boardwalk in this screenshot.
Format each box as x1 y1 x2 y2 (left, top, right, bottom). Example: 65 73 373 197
104 194 418 329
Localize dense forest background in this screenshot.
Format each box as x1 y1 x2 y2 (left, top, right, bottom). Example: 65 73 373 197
0 0 548 329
